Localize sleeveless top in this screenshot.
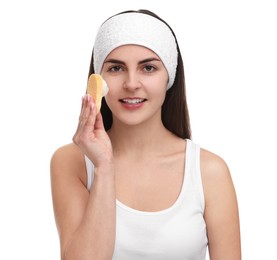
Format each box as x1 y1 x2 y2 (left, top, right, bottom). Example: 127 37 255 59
84 139 208 260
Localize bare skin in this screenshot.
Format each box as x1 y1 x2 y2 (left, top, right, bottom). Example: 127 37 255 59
51 45 241 260
51 99 116 260
201 149 241 259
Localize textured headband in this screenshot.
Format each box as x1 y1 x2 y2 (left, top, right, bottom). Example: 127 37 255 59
93 12 178 90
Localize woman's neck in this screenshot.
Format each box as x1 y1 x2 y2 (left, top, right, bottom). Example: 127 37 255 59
108 118 173 159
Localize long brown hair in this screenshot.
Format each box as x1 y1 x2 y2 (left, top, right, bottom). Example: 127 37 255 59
88 9 191 139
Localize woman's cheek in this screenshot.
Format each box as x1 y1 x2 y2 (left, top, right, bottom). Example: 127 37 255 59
104 91 116 110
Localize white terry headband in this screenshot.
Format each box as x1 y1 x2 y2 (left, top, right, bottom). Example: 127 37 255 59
93 12 178 90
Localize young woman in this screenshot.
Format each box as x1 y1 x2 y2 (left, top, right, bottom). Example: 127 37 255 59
51 9 241 260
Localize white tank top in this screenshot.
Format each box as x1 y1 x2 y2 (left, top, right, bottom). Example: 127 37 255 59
85 139 208 259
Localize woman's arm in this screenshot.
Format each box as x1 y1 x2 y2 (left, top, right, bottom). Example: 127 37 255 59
201 149 241 260
51 96 116 260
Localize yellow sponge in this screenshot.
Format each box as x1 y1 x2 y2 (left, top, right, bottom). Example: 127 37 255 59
86 74 108 112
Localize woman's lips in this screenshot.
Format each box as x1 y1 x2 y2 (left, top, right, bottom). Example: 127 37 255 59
120 98 147 104
119 98 147 109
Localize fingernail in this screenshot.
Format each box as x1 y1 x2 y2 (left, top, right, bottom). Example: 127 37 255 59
91 102 95 109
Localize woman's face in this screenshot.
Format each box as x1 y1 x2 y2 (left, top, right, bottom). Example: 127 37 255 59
101 44 169 127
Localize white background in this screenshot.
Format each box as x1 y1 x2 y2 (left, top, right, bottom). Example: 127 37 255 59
0 0 276 259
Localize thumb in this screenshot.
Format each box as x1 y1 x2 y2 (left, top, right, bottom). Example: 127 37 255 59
94 110 106 131
82 101 97 135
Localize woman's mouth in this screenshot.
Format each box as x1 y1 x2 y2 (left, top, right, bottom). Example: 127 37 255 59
120 98 147 104
119 98 147 110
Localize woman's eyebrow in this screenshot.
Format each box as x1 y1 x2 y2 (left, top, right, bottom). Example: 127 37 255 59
104 57 161 65
104 59 125 65
138 58 161 64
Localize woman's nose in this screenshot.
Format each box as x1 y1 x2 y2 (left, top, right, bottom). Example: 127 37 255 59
123 72 141 91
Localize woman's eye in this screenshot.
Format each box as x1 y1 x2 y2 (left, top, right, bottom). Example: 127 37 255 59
108 65 122 72
144 65 156 72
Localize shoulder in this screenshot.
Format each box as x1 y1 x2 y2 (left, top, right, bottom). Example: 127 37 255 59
50 143 87 186
199 147 241 258
51 143 83 162
199 146 238 212
199 147 235 205
200 148 230 179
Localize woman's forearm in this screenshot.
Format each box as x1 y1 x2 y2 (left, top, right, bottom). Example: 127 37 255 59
63 164 116 260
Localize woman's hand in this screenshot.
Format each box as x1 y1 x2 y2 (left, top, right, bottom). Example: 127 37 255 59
73 94 113 167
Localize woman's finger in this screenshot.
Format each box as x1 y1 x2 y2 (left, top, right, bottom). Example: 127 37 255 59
82 101 97 135
94 110 105 131
79 95 91 124
73 95 93 143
